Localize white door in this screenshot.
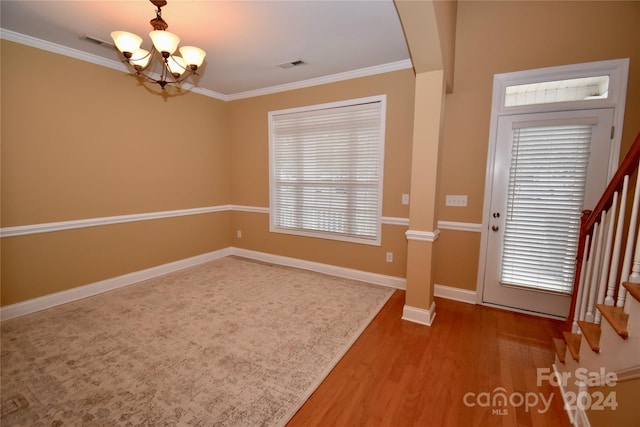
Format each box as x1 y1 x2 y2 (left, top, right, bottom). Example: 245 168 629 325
482 109 614 318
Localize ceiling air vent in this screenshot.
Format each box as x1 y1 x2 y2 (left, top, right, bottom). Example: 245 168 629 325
278 59 306 69
81 35 114 48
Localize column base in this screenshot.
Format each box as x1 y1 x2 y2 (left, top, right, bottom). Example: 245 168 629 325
402 301 436 326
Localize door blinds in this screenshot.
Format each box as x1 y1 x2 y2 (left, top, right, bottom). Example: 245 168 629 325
501 124 593 294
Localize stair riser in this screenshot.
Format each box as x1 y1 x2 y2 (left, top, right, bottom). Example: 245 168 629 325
552 360 614 392
579 322 639 373
624 293 640 337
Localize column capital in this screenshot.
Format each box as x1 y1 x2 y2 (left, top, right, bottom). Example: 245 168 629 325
405 229 440 242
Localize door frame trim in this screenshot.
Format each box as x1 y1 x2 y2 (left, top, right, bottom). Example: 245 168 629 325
476 58 630 307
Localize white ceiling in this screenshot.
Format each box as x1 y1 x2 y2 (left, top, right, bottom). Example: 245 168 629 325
0 0 413 99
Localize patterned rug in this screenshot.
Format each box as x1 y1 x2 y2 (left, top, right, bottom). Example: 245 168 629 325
1 256 394 426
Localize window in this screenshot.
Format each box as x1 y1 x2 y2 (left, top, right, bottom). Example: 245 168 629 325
269 96 386 245
505 76 610 107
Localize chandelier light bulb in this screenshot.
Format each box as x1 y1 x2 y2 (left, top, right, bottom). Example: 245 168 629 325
111 31 142 57
130 48 151 70
149 30 180 57
179 46 206 70
167 56 187 77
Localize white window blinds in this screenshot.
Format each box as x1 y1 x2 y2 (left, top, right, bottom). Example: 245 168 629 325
269 98 385 245
501 124 593 294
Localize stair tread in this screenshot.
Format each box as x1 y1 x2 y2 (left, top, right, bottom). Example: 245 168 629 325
577 321 601 352
562 331 581 362
552 338 567 363
596 304 629 339
623 281 640 303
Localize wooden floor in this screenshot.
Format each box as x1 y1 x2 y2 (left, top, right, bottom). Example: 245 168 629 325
287 291 573 427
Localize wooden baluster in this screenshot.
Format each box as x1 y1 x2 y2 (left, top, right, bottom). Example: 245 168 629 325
595 199 617 324
606 178 628 305
579 230 598 322
617 162 640 306
586 213 606 323
573 233 591 333
568 210 591 325
629 218 640 284
596 191 619 308
584 220 603 323
579 134 640 310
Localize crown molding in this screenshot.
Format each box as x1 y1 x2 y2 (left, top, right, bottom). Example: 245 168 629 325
0 28 228 101
1 28 413 102
226 60 414 101
1 28 127 72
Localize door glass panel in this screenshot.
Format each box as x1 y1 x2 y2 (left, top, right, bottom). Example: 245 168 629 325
500 124 593 293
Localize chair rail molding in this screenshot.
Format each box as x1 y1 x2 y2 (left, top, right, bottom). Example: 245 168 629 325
1 205 412 238
0 206 232 238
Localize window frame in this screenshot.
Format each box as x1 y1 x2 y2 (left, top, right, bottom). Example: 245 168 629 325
491 59 628 177
268 95 387 246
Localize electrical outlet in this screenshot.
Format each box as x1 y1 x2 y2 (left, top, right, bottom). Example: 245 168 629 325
386 252 393 263
237 230 242 238
445 195 468 207
402 194 410 205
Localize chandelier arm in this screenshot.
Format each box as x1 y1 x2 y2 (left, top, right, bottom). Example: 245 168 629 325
166 56 200 81
140 73 166 85
120 53 198 89
162 57 194 83
133 67 196 89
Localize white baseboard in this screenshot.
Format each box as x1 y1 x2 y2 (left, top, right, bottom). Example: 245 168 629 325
554 363 593 427
402 302 436 326
1 247 407 321
0 248 232 321
434 284 477 305
229 247 407 290
1 246 481 323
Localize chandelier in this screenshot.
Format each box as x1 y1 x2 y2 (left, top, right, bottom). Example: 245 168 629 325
111 0 206 90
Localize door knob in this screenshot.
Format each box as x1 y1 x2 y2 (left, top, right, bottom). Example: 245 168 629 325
492 225 499 232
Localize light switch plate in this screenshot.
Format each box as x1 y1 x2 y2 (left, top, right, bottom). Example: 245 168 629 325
445 195 468 207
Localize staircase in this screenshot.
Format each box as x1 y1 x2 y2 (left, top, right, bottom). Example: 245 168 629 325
553 131 640 427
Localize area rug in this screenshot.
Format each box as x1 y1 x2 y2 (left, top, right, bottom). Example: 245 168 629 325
1 256 394 426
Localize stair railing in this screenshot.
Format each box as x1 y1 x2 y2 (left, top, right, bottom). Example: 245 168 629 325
570 131 640 333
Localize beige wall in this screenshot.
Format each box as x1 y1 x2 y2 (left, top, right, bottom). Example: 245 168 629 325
435 0 640 291
587 377 640 427
228 70 415 278
1 46 415 305
2 0 638 306
1 40 232 305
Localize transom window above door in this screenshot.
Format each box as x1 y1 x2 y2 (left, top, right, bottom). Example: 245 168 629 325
505 75 610 107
